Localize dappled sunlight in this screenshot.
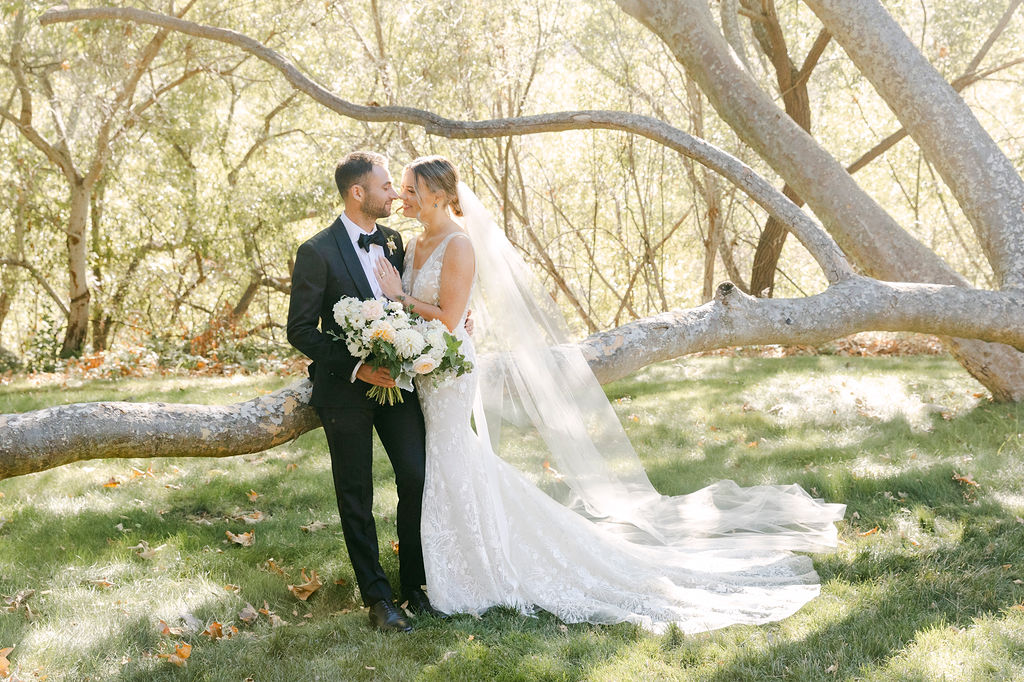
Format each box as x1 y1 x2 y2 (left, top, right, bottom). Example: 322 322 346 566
866 611 1024 680
742 372 980 433
16 573 231 677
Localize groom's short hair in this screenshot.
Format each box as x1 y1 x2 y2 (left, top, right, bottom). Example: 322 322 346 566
335 151 388 202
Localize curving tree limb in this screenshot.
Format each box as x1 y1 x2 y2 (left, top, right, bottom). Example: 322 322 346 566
4 278 1023 480
38 5 854 286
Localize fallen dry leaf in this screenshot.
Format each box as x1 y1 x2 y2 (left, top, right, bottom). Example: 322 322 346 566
201 622 224 639
239 603 259 624
858 526 879 537
265 559 288 577
300 521 327 533
131 541 157 560
541 460 564 481
4 589 33 613
287 569 323 601
102 477 120 488
89 579 114 589
247 489 260 502
390 540 400 555
952 472 980 488
130 466 154 479
238 511 264 525
825 662 839 673
159 642 191 667
226 530 254 547
269 613 287 627
0 646 11 677
158 620 183 636
333 577 347 585
224 584 240 592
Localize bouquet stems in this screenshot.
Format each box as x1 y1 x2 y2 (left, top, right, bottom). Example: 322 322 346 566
366 385 404 405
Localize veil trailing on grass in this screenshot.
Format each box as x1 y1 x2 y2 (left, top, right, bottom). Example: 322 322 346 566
458 181 845 553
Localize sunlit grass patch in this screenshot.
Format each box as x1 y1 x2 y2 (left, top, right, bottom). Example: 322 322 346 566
1 356 1023 680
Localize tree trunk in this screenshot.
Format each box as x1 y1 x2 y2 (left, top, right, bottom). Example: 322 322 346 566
741 0 821 298
38 6 1024 400
613 0 1024 400
5 278 1024 479
59 182 92 358
803 0 1024 291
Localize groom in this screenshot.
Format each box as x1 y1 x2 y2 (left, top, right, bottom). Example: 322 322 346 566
287 151 435 632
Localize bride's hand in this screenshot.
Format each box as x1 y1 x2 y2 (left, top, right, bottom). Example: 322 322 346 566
373 257 404 300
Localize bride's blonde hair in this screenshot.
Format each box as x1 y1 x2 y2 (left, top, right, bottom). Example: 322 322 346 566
406 155 463 217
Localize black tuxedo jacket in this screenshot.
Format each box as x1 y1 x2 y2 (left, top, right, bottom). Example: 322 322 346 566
287 217 406 407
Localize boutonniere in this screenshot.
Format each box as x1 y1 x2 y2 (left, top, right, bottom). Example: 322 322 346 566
386 236 397 255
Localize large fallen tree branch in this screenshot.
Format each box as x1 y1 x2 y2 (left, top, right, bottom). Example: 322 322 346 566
4 277 1022 480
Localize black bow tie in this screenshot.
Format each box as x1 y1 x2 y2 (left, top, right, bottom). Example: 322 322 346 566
357 230 388 252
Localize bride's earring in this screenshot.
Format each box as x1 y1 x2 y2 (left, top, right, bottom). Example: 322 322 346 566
433 201 438 208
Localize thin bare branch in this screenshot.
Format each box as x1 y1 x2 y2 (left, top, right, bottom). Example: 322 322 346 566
0 258 70 316
40 5 856 285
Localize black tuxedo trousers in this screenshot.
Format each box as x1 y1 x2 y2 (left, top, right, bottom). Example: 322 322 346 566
287 218 426 604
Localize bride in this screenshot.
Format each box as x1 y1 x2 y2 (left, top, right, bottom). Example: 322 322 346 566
373 155 845 633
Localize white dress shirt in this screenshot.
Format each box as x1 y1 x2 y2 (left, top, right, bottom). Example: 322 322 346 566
340 213 388 382
340 212 385 299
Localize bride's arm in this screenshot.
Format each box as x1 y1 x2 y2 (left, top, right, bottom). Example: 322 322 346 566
373 237 475 332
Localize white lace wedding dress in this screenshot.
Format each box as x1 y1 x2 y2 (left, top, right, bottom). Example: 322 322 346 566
404 230 844 634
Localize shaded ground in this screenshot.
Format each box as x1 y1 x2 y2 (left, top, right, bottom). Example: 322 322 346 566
0 356 1022 680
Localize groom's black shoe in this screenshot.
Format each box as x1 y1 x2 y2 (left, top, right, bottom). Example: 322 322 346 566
368 599 412 632
404 589 444 618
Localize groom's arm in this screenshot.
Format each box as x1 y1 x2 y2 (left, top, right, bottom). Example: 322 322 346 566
286 242 359 378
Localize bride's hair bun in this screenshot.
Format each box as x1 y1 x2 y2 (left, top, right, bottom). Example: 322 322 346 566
407 155 462 216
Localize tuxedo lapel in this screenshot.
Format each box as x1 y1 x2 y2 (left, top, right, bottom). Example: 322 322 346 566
330 218 375 300
379 224 404 273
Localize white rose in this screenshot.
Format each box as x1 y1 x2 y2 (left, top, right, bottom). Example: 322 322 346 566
386 300 405 313
394 328 427 359
361 298 386 321
412 354 439 375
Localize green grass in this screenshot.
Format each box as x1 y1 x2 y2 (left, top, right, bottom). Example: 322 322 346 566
1 356 1023 680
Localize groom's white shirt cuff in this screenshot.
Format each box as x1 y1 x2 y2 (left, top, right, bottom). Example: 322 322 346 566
351 360 362 383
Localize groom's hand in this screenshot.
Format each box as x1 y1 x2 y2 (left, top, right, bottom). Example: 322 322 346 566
356 364 397 388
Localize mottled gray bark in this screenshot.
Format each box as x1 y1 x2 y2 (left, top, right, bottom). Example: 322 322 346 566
4 279 1023 479
612 0 1024 400
803 0 1024 291
584 280 1024 383
33 4 1024 410
0 381 319 479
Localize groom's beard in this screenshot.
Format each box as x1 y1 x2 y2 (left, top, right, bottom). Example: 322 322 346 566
362 195 393 221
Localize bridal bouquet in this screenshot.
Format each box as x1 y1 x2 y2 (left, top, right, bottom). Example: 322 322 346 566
330 295 473 405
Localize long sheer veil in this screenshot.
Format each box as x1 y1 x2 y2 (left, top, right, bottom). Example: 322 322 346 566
458 182 845 553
